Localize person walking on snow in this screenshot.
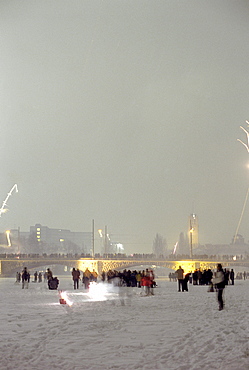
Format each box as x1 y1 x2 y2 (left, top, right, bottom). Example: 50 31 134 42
21 267 29 289
212 263 225 311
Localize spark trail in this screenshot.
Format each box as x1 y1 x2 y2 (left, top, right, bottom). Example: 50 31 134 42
0 184 18 217
234 122 249 243
233 185 249 244
237 124 249 152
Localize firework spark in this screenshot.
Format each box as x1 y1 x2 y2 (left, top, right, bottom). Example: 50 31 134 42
0 184 18 217
234 121 249 244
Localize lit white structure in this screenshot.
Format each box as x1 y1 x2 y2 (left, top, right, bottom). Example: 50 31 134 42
189 214 199 257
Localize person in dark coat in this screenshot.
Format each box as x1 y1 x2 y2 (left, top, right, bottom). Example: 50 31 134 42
22 267 29 289
230 269 235 285
72 267 80 289
48 277 59 290
182 273 191 292
34 271 38 282
47 268 53 281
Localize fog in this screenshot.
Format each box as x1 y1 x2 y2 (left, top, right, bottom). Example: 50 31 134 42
1 1 249 254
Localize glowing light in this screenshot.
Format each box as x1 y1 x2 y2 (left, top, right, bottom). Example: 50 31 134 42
59 291 73 306
88 282 108 301
116 243 124 251
0 184 18 217
173 242 178 255
58 284 124 307
6 230 11 247
233 255 237 261
98 229 103 238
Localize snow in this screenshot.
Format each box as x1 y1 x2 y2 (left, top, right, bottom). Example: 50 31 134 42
1 271 249 370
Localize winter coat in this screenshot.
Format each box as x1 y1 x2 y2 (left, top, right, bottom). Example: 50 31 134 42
176 268 184 280
47 270 53 281
136 273 141 282
141 276 151 287
212 270 225 288
22 270 29 281
72 269 80 280
84 269 91 279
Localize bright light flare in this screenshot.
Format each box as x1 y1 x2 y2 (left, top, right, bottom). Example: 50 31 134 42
116 243 124 251
173 242 178 255
59 291 73 306
6 230 11 247
88 282 108 301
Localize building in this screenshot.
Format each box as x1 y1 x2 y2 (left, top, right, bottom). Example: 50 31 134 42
28 224 92 254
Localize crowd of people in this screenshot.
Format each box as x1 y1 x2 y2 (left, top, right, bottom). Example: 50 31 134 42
174 264 249 311
69 267 156 296
5 252 249 261
172 267 248 290
16 263 248 308
103 268 156 294
16 267 59 289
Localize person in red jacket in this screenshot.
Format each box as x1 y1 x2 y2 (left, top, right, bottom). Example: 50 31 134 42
141 270 154 296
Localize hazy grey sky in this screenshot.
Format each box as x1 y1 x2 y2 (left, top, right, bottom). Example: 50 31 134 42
1 1 249 254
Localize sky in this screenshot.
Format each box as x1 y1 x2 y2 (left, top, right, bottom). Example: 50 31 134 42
1 1 249 254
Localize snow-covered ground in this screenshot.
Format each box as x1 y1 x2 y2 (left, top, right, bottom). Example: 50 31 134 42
1 271 249 370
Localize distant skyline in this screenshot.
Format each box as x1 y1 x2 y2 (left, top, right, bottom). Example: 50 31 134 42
1 1 249 254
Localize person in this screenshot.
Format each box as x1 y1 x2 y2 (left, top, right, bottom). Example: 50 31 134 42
38 272 42 283
141 272 152 296
44 271 47 281
83 268 91 289
16 272 21 283
176 266 184 292
182 272 190 292
72 267 80 289
224 269 230 285
136 271 142 287
192 270 198 285
91 269 98 282
48 276 59 290
47 268 53 281
230 269 234 285
212 263 225 311
101 271 106 282
21 267 29 289
34 271 38 282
